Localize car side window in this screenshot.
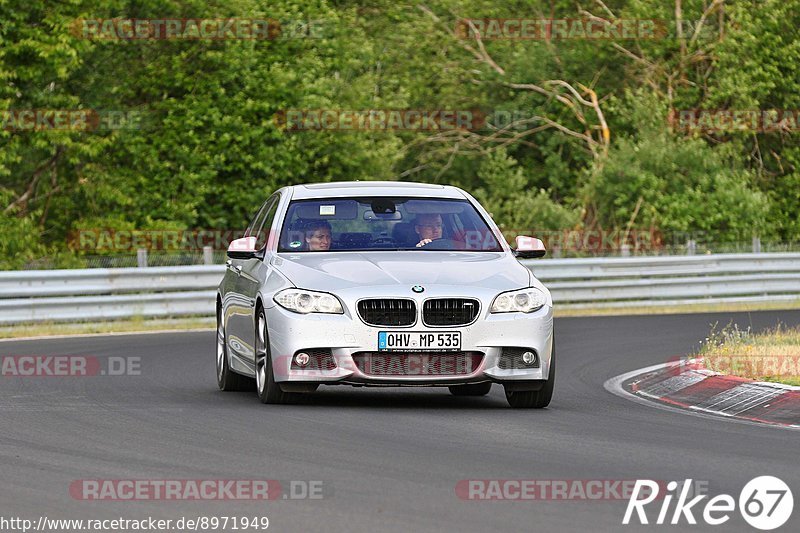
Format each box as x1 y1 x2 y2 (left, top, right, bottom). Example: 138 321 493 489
254 195 280 250
246 201 270 236
246 196 276 241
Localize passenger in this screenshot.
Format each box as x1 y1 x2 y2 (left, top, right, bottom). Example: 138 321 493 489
414 214 443 247
304 219 333 251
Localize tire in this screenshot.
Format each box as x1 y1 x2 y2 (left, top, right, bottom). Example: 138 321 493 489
255 307 297 404
504 338 555 409
448 382 492 396
216 307 253 391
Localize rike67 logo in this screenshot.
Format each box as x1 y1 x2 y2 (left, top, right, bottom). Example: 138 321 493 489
624 476 793 530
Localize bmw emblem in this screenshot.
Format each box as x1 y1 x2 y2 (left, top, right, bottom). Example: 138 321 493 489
412 285 425 293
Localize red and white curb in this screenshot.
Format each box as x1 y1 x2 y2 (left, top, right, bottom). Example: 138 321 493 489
604 359 800 430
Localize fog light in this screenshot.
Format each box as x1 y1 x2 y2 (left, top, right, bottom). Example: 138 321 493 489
522 351 536 365
294 352 310 367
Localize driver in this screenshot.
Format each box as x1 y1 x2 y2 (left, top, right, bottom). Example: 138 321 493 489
304 219 332 251
414 214 443 247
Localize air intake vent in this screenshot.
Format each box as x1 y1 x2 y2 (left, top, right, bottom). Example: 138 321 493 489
352 351 483 376
291 348 336 371
498 347 539 369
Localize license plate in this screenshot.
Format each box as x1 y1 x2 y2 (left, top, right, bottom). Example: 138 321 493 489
378 331 461 351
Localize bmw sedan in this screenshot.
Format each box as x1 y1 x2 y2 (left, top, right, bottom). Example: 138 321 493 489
216 181 554 408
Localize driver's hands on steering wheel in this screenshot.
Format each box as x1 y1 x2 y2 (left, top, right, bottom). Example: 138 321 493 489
416 239 433 247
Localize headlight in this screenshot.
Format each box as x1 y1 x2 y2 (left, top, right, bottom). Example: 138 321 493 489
274 289 344 314
490 288 547 313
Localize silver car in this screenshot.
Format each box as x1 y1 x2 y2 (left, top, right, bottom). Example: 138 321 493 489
216 181 554 408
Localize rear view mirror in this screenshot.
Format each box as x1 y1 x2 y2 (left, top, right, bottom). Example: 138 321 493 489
364 210 402 220
227 236 258 259
513 236 546 259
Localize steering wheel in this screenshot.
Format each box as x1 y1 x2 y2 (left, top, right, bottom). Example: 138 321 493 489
418 238 458 250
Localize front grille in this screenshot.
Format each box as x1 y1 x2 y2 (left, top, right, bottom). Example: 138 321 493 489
357 299 416 327
422 298 480 326
498 347 539 370
352 351 484 376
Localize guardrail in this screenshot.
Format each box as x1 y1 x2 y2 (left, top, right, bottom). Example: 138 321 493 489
0 265 222 324
1 253 799 324
523 253 800 309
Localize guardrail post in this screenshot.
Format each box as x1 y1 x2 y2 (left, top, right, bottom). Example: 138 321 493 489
203 246 214 265
752 237 761 254
686 240 696 255
137 248 148 268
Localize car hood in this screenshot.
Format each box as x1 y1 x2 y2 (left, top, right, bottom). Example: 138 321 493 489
273 251 531 292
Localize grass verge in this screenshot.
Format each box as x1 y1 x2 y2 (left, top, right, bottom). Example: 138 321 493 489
555 299 800 317
698 323 800 387
0 316 214 340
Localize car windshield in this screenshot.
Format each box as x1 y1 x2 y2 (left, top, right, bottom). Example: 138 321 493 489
278 197 503 252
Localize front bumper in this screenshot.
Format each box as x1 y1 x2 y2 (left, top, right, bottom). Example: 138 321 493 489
265 300 554 387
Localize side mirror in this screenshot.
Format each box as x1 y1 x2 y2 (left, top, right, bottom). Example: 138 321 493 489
227 236 258 259
513 236 546 259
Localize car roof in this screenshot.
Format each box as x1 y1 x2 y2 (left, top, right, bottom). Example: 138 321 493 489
287 181 467 200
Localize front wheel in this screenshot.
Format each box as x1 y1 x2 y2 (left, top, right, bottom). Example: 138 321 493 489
504 338 555 409
255 308 297 404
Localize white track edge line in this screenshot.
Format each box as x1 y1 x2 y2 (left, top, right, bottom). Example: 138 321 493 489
603 362 800 432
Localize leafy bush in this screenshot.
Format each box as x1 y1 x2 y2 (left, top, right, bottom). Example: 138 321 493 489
473 149 580 236
581 95 774 242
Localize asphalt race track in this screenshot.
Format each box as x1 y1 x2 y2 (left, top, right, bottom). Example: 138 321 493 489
2 311 799 533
